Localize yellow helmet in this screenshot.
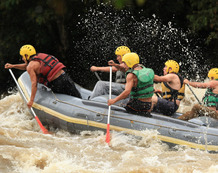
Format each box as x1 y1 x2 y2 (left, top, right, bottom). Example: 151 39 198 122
122 53 139 68
115 46 131 58
20 45 36 60
208 68 218 80
165 60 179 74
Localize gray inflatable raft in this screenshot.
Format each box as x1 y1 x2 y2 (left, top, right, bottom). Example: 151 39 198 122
17 72 218 152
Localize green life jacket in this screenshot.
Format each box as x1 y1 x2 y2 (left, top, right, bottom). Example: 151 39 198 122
203 88 218 107
126 65 154 99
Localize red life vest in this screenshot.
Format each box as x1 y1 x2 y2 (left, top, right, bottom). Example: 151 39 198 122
31 53 66 85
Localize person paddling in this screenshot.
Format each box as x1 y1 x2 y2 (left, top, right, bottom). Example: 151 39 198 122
5 44 81 108
151 60 185 116
89 46 130 100
108 53 154 116
178 68 218 120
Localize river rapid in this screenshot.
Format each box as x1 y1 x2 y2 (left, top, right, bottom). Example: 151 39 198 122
0 85 218 173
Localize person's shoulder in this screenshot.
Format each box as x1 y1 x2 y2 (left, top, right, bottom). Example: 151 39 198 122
169 73 180 78
164 73 179 82
28 60 40 69
126 72 135 79
165 73 175 78
127 72 135 76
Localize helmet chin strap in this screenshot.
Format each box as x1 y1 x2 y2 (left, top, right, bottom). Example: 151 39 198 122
168 71 177 74
23 54 30 64
167 67 173 74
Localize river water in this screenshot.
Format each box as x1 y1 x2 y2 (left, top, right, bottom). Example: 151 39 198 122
0 84 218 173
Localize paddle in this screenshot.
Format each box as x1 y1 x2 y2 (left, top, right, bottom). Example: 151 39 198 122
186 84 202 105
9 69 49 134
154 89 162 98
94 72 102 81
106 66 112 144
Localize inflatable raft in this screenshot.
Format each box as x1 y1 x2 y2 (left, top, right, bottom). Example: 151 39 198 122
17 72 218 152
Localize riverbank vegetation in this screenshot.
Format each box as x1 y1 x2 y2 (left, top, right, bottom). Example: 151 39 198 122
0 0 217 94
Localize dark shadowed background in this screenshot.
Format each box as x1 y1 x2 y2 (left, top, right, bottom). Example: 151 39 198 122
0 0 217 96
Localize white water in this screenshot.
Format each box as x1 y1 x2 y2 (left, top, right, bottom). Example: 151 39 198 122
0 86 218 173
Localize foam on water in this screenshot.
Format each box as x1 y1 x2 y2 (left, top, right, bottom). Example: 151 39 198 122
0 88 217 172
0 4 216 172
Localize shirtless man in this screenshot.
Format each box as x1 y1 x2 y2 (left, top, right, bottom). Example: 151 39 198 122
5 44 81 108
152 60 185 116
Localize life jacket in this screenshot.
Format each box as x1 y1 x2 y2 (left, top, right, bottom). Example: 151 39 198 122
31 53 66 85
115 70 126 83
202 88 218 108
161 74 185 101
126 65 154 99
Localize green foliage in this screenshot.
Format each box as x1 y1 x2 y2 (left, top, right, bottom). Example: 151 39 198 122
0 0 83 92
99 0 146 9
113 0 131 9
0 0 20 9
187 0 218 44
0 0 217 94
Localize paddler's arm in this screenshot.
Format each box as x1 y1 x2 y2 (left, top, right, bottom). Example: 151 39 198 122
90 65 118 72
154 74 175 83
184 79 214 88
26 63 38 108
108 60 125 72
5 63 28 70
108 73 133 105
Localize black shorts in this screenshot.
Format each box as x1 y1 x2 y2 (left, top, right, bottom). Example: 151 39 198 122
153 98 178 116
125 99 152 117
48 72 81 98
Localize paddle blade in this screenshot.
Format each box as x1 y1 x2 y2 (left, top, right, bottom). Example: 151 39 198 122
105 124 110 143
35 116 49 134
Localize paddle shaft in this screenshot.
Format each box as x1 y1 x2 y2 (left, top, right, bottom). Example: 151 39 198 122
186 84 202 105
107 66 112 124
8 69 49 134
106 66 112 143
94 72 101 81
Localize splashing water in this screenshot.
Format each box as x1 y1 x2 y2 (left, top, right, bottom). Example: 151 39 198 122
0 89 218 173
0 4 216 172
75 4 207 81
